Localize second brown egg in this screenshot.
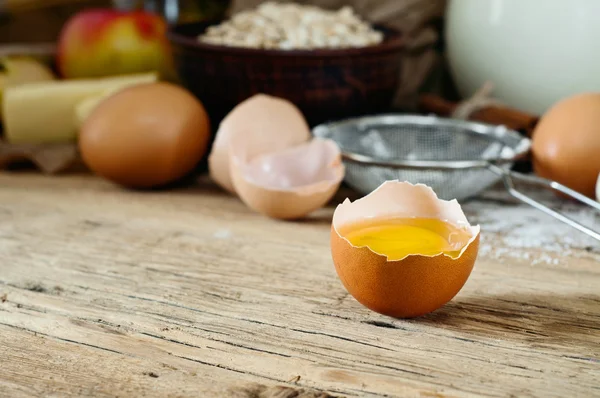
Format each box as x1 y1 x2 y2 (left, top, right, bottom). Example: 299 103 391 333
532 92 600 198
79 82 211 189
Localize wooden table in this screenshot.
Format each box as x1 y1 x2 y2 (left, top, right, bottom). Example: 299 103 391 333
0 173 598 398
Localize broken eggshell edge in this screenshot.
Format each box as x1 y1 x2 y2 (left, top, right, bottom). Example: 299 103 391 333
330 180 481 318
230 137 345 220
332 180 481 261
207 94 312 194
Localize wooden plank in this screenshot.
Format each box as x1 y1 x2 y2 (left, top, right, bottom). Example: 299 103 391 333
0 324 259 398
0 173 598 398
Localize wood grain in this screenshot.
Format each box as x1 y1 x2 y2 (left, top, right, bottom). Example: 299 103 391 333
0 173 598 398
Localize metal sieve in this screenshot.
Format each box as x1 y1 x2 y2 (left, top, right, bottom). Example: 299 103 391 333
313 114 600 241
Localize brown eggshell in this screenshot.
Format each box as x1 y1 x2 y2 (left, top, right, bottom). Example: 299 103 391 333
331 227 479 318
79 82 210 188
208 94 312 194
532 92 600 198
230 137 345 220
330 181 480 319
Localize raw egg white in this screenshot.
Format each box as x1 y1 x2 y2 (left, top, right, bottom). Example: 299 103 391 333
331 181 480 318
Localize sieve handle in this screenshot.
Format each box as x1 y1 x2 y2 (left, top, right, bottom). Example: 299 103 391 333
487 164 600 242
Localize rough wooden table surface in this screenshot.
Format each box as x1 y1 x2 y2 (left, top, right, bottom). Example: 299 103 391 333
0 173 598 398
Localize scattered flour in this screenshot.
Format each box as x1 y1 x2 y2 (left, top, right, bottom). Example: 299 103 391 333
213 229 233 240
463 184 600 265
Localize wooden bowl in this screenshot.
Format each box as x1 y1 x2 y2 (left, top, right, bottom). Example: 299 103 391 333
166 20 405 129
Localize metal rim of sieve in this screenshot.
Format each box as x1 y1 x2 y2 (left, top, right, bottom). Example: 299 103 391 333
313 114 600 242
312 114 531 170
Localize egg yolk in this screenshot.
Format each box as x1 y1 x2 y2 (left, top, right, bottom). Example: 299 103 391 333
341 218 471 260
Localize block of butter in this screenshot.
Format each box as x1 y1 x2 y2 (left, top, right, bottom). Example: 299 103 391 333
3 72 158 144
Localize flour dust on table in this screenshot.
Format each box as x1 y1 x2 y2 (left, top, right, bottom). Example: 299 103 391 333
466 184 600 266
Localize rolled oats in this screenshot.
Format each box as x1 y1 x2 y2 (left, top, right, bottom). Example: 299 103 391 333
198 1 384 50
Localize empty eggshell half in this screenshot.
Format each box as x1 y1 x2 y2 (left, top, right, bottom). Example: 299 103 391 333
330 180 481 318
208 94 312 193
230 136 345 220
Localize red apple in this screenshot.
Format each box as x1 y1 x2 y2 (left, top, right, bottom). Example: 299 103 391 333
57 9 174 80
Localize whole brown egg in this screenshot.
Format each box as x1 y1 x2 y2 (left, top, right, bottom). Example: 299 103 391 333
79 82 210 188
531 93 600 198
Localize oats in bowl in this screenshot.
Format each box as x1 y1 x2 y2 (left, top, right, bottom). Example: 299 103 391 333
198 2 384 50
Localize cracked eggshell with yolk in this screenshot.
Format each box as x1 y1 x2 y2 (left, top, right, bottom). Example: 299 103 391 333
230 136 345 220
208 94 312 194
330 181 481 318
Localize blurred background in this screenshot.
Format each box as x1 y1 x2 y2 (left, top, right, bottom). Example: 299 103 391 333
0 1 230 41
2 0 600 207
3 0 599 118
0 0 455 107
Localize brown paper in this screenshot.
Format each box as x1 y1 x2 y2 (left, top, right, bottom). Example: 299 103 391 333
0 140 80 174
228 0 447 109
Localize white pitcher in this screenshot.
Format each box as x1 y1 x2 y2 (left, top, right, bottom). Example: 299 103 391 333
445 0 600 115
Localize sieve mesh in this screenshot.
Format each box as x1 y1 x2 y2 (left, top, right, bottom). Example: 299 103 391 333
313 115 529 201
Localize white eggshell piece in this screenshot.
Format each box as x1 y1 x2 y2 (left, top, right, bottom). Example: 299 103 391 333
237 138 343 193
208 94 312 193
230 138 345 220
